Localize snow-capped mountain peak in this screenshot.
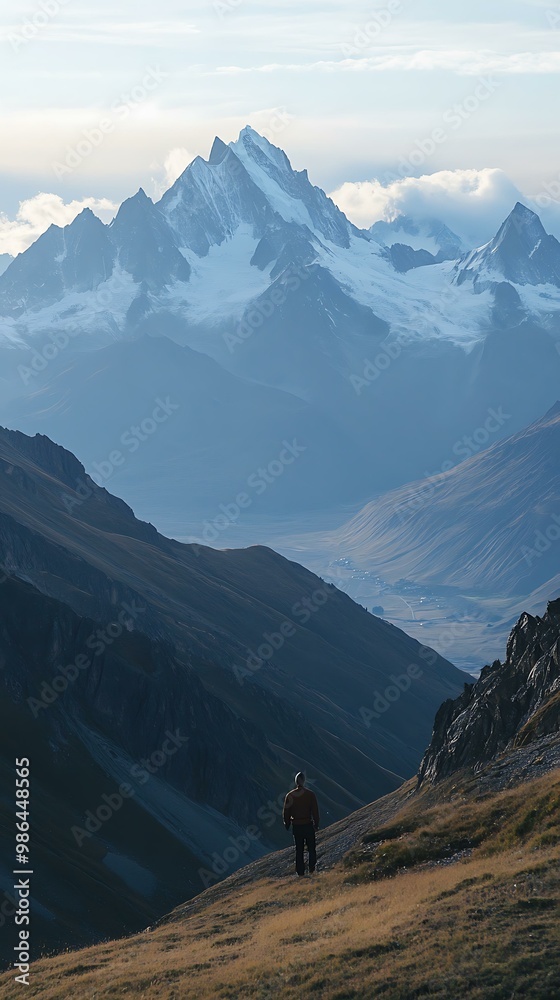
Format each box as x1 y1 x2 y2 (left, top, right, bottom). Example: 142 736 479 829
233 125 293 174
492 202 547 256
2 131 560 360
370 214 464 258
455 202 560 288
229 125 354 247
157 136 276 257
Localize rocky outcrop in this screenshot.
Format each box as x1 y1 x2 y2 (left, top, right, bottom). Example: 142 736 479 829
419 599 560 783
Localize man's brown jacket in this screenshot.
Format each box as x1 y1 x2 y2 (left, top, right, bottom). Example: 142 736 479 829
283 786 319 828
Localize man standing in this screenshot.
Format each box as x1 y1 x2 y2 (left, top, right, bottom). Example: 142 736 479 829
283 772 320 877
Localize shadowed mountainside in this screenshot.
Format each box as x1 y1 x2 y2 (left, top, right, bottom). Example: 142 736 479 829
0 426 465 960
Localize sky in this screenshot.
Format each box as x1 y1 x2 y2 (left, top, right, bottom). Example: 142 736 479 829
1 0 560 254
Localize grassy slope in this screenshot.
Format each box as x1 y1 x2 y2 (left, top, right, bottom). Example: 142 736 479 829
4 768 560 999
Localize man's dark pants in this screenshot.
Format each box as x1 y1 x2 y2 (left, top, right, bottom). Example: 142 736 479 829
293 822 317 876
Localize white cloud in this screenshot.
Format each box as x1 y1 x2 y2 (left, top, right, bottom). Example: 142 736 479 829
215 49 560 76
1 21 199 47
0 194 117 255
150 147 197 198
330 168 528 246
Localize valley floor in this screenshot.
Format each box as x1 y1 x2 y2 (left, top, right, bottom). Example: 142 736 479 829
142 503 542 675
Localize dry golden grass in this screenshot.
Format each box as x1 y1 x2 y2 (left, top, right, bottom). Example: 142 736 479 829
345 769 560 879
3 771 560 999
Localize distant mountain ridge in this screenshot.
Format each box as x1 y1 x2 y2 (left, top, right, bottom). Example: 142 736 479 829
1 129 560 352
323 401 560 597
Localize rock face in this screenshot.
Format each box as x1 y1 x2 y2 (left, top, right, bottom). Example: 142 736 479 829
419 599 560 783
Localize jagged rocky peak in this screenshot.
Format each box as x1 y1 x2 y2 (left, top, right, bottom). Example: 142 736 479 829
70 205 102 228
546 399 560 419
419 599 560 784
0 425 87 490
232 124 295 175
114 186 152 213
208 135 230 164
455 201 560 288
489 202 550 266
0 424 160 545
0 204 115 313
158 131 276 256
228 125 354 248
502 201 546 241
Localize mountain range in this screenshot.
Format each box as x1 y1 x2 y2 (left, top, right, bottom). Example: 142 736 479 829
1 129 560 533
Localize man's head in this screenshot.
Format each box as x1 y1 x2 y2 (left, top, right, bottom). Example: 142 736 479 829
295 771 305 787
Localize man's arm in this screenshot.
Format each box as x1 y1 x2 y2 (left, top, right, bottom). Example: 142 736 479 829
283 793 292 829
311 791 319 830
